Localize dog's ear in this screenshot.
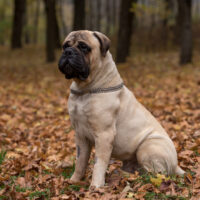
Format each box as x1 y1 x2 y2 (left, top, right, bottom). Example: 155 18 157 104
93 31 110 57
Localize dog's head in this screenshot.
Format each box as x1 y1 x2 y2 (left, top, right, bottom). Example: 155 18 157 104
58 30 110 80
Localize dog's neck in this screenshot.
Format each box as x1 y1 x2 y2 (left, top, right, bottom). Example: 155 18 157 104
70 52 122 91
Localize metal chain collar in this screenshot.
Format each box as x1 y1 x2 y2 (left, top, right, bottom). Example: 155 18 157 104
70 82 124 95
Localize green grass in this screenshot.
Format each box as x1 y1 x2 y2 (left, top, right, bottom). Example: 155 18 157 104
69 184 88 192
144 192 189 200
0 150 6 165
29 189 50 200
129 172 152 185
9 176 17 186
42 170 51 175
0 184 5 191
0 195 8 200
60 184 88 194
61 163 75 179
60 188 68 194
68 184 82 191
127 172 190 200
15 185 32 193
194 150 200 156
140 173 152 184
65 126 73 134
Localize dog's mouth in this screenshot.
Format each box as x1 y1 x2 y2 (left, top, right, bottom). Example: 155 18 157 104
63 64 89 81
58 48 90 80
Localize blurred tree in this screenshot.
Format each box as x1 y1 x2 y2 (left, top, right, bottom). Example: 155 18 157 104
111 0 120 34
44 0 56 62
11 0 26 49
59 0 67 38
0 0 7 45
73 0 85 30
116 0 137 63
112 0 116 31
54 4 61 48
96 0 101 31
106 0 111 35
161 0 173 48
177 0 193 64
33 0 40 44
175 0 182 45
88 0 95 30
0 1 5 21
24 3 30 44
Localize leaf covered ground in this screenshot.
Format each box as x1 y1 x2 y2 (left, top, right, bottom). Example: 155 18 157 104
0 47 200 199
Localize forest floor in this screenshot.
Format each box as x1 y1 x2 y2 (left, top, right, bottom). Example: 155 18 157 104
0 46 200 199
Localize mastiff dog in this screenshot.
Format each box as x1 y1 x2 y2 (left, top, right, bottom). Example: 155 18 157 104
58 30 185 188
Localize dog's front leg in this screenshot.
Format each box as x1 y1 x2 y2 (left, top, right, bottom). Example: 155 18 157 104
70 136 91 182
90 131 115 188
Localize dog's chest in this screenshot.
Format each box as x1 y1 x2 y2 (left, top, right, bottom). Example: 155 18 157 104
68 94 94 141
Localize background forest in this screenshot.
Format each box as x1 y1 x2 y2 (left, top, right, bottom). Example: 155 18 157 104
0 0 200 199
1 0 200 63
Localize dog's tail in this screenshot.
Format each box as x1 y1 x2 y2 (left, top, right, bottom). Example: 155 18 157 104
175 166 185 175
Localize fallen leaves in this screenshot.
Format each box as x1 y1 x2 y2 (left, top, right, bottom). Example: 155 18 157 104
0 47 200 199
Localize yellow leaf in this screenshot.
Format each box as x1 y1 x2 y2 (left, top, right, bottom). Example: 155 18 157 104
57 107 64 112
6 151 20 159
34 121 41 127
127 192 134 198
64 115 70 120
150 174 169 186
41 162 52 171
173 125 181 130
150 177 162 186
15 147 29 154
157 173 169 181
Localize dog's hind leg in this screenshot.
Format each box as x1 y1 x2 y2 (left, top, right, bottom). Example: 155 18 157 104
136 138 183 175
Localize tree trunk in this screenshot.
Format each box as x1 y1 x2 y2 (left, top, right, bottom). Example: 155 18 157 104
111 0 119 34
106 0 111 35
88 0 95 30
116 0 137 63
33 0 40 44
174 0 182 45
96 0 101 31
0 1 6 21
0 0 6 45
112 0 116 31
58 0 68 38
24 1 30 44
53 3 61 49
177 0 192 64
44 0 56 62
73 0 85 30
161 0 172 48
11 0 26 49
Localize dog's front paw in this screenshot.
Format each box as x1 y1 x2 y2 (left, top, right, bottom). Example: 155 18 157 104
70 174 81 183
90 180 105 189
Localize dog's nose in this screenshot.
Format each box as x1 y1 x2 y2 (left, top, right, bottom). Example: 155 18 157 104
64 48 73 57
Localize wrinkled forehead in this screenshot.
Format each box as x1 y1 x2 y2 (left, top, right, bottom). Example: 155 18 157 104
63 31 95 46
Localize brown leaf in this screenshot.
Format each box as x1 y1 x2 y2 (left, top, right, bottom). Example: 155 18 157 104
16 177 26 187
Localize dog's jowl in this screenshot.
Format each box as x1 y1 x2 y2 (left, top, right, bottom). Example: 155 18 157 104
58 30 185 188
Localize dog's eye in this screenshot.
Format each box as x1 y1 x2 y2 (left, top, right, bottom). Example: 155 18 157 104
63 43 70 50
79 42 87 49
78 42 91 53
